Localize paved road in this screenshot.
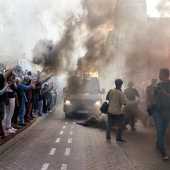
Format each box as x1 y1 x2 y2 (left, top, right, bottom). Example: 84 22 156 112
0 106 170 170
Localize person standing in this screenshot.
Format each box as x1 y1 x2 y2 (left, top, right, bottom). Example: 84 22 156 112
0 69 13 138
124 81 140 131
15 77 34 126
42 83 53 114
153 68 170 160
106 79 127 143
23 75 34 122
5 74 18 134
144 79 157 127
124 81 140 101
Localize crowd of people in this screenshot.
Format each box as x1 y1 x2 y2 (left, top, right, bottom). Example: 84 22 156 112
106 68 170 161
0 65 58 139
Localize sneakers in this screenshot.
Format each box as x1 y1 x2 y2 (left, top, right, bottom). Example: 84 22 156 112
39 113 45 117
12 124 22 129
10 127 17 131
116 138 126 143
18 123 27 126
6 129 16 134
161 152 168 160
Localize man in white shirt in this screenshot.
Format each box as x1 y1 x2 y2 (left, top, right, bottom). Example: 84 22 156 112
106 79 127 143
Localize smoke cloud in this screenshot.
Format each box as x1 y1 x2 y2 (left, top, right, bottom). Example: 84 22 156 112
32 16 78 75
156 0 170 17
31 0 115 91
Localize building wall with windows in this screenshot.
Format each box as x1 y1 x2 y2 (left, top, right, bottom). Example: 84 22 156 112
105 0 149 81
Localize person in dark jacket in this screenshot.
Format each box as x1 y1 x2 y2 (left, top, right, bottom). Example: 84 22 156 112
15 77 35 126
42 83 53 114
34 73 53 116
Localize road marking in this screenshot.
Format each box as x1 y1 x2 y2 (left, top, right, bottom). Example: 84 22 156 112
55 138 61 143
68 138 72 143
70 131 73 135
41 163 49 170
63 126 66 129
49 148 56 155
65 148 70 156
65 122 68 124
73 122 75 124
61 164 67 170
60 131 64 135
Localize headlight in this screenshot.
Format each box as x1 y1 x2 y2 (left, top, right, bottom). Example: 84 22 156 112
65 100 71 105
95 101 101 105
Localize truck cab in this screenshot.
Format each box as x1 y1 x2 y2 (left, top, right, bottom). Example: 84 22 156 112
63 77 105 118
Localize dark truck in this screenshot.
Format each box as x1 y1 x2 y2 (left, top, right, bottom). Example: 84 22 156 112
63 77 105 118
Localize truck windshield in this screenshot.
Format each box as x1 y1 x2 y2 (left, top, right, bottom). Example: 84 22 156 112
67 79 100 94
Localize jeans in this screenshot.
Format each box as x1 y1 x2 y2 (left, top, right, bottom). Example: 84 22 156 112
38 100 43 115
153 110 169 152
19 101 26 124
106 113 125 140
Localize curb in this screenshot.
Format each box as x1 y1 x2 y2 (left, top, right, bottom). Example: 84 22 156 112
0 112 53 156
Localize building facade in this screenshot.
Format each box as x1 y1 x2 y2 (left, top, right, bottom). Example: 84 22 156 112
105 0 162 82
105 0 170 82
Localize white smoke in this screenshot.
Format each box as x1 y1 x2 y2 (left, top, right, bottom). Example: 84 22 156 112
0 0 86 60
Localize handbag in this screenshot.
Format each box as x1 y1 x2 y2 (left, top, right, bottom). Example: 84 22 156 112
100 101 109 114
147 93 162 116
100 89 112 114
147 103 161 116
147 105 156 116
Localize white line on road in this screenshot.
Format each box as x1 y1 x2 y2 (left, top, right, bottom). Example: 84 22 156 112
55 138 61 143
65 122 68 124
65 148 71 156
49 148 56 155
41 163 49 170
70 131 73 135
60 131 64 135
63 126 66 129
61 164 67 170
68 138 72 143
